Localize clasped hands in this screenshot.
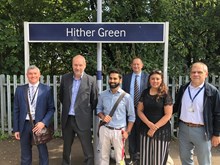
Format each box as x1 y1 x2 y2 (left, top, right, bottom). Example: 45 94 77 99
147 122 159 137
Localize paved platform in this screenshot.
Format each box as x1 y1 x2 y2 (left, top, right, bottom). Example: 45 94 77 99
0 137 219 164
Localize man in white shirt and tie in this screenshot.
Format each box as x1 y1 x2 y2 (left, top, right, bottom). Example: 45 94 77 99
13 65 55 165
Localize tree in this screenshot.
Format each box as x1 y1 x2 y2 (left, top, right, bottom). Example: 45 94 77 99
165 0 220 75
0 0 219 77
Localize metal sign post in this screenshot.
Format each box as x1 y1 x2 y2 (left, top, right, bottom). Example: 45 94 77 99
23 20 169 165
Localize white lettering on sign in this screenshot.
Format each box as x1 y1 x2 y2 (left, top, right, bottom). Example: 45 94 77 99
98 28 126 37
66 28 95 37
66 27 126 38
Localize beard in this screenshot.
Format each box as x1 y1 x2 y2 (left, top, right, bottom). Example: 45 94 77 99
109 82 120 89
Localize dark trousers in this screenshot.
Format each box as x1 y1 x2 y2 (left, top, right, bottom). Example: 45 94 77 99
128 116 141 160
20 121 49 165
62 116 94 165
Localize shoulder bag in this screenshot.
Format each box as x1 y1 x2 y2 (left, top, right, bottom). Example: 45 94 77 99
25 87 54 145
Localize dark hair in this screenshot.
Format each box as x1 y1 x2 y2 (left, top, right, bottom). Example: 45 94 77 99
109 69 122 79
147 69 168 100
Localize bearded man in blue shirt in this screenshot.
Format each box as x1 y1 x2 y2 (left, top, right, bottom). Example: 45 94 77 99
97 69 135 165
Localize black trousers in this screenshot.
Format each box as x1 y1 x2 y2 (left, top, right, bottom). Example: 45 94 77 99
62 116 94 165
128 115 141 160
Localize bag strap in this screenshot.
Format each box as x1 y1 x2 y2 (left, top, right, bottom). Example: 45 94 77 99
25 87 38 144
97 92 126 137
108 92 126 117
25 88 35 128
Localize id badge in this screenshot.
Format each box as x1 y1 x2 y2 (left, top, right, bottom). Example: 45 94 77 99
188 105 194 112
30 108 35 114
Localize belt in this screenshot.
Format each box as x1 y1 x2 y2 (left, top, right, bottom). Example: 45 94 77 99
181 120 204 127
105 125 124 130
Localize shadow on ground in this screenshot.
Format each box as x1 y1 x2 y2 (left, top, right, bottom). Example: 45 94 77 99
0 137 219 165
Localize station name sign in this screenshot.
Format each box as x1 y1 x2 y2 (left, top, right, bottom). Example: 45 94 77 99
28 22 165 43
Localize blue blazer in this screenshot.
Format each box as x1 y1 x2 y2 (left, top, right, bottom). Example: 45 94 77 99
122 72 148 95
13 83 55 135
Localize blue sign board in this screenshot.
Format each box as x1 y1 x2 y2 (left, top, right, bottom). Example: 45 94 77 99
28 23 164 43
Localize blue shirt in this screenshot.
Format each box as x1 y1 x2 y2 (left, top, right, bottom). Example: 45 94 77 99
96 88 135 128
69 76 82 115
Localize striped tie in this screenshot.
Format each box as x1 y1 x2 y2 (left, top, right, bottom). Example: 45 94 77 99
30 86 35 101
134 75 139 107
30 86 37 110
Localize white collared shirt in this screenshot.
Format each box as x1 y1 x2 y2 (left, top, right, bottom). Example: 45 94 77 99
180 82 205 124
26 82 39 120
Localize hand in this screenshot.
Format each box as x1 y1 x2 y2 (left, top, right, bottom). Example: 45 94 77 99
211 136 220 147
32 122 45 134
147 129 156 137
122 130 129 140
14 132 20 140
147 122 159 131
103 115 112 123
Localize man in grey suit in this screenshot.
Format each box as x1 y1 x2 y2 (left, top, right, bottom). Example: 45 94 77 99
122 57 148 164
13 65 55 165
60 55 98 165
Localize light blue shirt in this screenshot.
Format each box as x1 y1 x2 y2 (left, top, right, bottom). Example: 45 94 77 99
68 76 82 115
130 72 141 101
96 88 135 128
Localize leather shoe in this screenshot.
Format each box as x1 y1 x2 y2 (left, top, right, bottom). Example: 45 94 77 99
125 159 138 165
125 159 133 165
133 152 140 160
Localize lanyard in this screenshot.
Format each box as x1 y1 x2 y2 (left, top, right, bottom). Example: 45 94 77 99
29 86 39 105
188 84 204 103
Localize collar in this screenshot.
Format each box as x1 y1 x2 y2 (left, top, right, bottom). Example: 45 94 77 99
108 87 123 94
29 82 39 88
73 72 84 80
132 72 141 77
189 82 205 89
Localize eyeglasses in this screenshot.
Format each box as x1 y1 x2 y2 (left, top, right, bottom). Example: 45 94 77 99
191 71 204 75
150 70 162 74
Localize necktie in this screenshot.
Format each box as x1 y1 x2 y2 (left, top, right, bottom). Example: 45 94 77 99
30 86 37 109
134 75 139 107
30 86 35 101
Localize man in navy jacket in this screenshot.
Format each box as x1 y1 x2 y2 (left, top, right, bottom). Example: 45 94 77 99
122 57 148 163
173 62 220 164
13 65 55 165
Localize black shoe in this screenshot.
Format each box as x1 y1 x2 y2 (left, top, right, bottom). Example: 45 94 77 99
125 159 133 165
125 159 138 165
133 152 140 160
133 159 139 165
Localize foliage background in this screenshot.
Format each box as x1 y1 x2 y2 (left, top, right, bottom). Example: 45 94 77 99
0 0 220 77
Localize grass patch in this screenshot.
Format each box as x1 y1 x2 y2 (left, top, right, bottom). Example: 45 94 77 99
0 133 10 141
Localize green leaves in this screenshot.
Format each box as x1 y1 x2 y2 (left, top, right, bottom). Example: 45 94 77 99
0 0 219 76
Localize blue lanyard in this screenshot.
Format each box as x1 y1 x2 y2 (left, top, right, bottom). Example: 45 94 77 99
188 84 205 103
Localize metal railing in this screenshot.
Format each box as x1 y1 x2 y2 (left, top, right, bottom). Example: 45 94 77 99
0 74 219 137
